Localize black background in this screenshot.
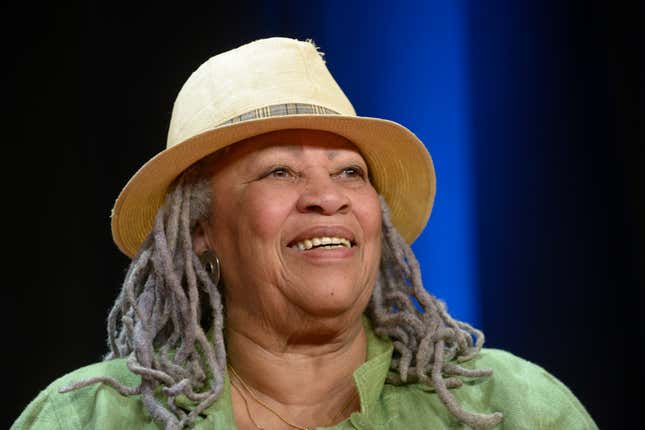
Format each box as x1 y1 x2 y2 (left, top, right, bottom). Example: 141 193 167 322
4 1 643 428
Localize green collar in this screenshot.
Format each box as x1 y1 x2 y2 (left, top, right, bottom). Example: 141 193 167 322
353 316 394 416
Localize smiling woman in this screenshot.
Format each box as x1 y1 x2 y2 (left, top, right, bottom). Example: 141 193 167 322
11 37 597 430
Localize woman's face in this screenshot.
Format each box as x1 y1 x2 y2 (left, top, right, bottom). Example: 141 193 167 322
195 129 382 327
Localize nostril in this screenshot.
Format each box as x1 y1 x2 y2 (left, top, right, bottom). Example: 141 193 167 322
307 205 324 213
303 200 350 215
305 204 325 214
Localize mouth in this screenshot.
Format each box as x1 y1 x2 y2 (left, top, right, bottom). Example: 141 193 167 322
289 236 354 251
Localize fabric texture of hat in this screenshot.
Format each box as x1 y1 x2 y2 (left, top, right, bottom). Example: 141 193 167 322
111 37 436 258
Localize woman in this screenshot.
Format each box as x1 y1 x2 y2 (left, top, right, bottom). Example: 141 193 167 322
12 37 597 430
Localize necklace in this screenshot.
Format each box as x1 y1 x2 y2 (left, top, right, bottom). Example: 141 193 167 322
228 363 357 430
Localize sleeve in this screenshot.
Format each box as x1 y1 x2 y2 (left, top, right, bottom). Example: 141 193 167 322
479 349 599 430
524 367 598 430
11 360 151 430
10 386 66 430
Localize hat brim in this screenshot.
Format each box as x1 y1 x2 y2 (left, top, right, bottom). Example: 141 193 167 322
111 114 436 258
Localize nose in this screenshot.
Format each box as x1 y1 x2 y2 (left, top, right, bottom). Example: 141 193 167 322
296 172 351 215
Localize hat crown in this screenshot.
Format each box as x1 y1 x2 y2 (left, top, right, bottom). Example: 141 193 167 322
167 37 357 149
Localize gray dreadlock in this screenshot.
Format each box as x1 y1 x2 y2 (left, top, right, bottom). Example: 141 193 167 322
371 198 503 428
60 165 503 430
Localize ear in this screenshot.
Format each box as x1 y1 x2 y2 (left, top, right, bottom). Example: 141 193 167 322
191 220 211 255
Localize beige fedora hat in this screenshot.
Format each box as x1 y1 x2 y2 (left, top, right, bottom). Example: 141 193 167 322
111 37 436 258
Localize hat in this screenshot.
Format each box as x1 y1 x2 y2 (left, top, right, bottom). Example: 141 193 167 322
111 37 436 258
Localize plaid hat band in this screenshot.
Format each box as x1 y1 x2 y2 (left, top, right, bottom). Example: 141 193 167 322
221 103 340 126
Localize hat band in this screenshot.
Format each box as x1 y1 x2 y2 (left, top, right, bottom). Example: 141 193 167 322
220 103 340 126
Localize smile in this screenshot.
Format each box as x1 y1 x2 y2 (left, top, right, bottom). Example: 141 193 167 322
290 236 353 251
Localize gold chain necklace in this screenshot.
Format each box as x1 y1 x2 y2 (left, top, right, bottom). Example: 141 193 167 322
228 363 356 430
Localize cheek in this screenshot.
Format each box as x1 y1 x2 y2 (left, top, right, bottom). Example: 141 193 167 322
239 186 296 244
354 188 382 278
356 189 382 241
209 187 293 288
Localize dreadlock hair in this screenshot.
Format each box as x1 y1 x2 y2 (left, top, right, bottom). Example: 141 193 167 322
59 163 503 430
369 196 503 428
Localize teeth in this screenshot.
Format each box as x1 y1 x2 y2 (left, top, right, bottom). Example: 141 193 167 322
291 236 352 250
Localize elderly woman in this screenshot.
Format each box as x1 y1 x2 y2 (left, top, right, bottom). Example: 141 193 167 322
13 38 596 430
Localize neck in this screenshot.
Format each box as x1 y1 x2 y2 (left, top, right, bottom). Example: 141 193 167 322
225 314 366 429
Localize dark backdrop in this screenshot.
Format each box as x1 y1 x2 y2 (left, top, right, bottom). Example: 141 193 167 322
4 1 642 428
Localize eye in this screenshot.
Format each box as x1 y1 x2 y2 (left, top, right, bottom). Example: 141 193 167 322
262 166 297 180
338 165 366 179
270 167 290 177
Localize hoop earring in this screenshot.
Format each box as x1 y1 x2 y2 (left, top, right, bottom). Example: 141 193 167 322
199 250 221 285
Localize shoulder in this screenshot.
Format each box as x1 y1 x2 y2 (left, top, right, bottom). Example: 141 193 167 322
11 359 155 430
472 348 586 403
461 348 598 429
382 348 597 429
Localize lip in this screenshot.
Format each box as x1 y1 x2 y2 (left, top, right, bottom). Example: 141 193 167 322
287 225 357 248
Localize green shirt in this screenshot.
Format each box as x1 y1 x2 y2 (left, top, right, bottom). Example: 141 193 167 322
12 320 597 429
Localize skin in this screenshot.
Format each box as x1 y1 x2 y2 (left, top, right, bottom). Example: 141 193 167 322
192 129 382 429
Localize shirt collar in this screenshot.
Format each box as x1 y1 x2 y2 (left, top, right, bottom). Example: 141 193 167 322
353 315 394 415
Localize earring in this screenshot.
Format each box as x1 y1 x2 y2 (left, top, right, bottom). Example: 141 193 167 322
199 250 220 285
